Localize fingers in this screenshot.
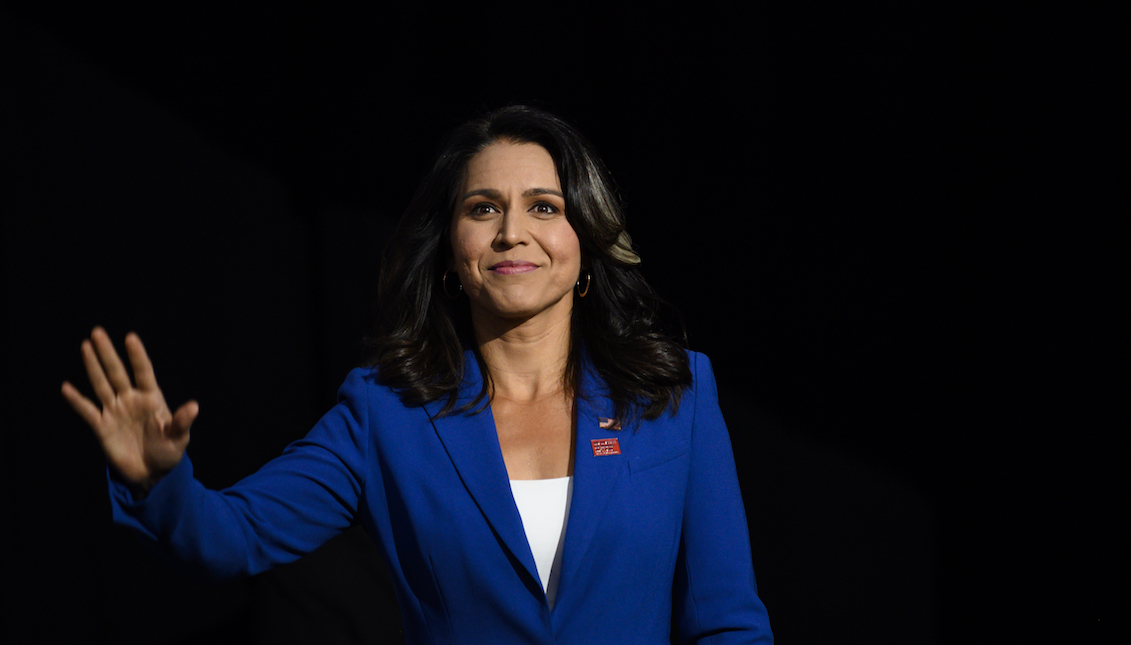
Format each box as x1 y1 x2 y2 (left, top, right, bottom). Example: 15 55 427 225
91 327 133 393
61 381 103 430
81 338 116 405
169 400 199 440
125 332 159 392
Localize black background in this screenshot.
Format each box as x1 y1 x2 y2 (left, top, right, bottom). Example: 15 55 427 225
2 3 1120 644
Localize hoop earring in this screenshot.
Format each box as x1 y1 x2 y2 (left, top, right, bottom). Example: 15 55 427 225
442 270 462 300
576 270 591 298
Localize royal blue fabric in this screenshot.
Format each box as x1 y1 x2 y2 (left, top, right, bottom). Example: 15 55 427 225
110 351 772 644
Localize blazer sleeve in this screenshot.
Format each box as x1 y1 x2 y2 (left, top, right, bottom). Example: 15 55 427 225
672 353 773 644
107 368 373 580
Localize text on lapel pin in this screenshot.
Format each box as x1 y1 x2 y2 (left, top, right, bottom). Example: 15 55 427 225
591 438 621 456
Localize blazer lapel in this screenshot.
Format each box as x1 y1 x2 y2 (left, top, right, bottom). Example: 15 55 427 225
424 355 541 588
559 363 631 583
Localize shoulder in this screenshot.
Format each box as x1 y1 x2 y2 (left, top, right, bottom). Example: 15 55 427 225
685 350 719 396
675 350 725 431
336 366 422 418
339 365 389 398
685 349 711 373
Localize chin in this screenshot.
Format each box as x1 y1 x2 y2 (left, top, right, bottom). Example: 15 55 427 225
474 295 574 325
490 304 553 321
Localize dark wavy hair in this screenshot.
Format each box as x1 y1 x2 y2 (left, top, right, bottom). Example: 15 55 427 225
366 105 690 421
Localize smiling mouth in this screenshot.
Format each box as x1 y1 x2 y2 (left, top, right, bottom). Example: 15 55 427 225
490 261 538 275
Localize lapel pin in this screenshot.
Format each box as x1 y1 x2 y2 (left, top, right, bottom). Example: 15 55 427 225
598 417 621 431
591 438 621 456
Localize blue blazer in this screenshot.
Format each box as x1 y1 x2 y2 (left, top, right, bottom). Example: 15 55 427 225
111 350 772 644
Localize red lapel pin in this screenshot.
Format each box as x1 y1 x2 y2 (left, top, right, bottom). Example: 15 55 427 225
591 438 621 456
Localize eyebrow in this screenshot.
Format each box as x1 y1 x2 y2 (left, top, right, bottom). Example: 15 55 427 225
461 187 564 201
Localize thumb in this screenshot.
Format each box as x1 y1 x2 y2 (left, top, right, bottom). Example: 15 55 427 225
169 400 199 439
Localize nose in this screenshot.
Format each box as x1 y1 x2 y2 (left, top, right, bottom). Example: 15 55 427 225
494 211 527 249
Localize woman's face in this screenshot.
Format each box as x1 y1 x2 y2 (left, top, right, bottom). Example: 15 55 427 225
449 141 582 327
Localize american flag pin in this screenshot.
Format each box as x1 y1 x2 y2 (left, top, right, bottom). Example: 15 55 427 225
591 438 621 456
598 417 621 431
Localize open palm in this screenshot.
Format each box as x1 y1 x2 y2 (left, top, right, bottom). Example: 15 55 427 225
62 327 197 492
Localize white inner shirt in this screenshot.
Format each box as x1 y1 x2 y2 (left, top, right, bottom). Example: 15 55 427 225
509 475 573 608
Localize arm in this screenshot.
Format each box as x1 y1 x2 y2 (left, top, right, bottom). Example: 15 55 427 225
672 353 773 644
107 370 371 579
63 328 370 579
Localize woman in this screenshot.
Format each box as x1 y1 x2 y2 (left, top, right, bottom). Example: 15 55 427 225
62 106 773 643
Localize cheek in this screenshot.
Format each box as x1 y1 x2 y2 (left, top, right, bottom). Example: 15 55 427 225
450 230 491 287
550 227 582 268
448 225 474 270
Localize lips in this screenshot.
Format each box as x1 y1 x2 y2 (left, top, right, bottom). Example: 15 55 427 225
489 260 538 275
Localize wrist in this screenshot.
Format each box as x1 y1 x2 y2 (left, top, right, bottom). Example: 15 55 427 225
107 464 162 500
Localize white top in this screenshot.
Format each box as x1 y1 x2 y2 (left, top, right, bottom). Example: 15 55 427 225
509 475 573 608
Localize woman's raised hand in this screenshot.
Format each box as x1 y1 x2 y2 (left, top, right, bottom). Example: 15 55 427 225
61 327 197 493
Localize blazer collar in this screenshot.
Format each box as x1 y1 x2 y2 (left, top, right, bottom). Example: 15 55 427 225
423 350 635 595
423 354 540 588
560 361 632 583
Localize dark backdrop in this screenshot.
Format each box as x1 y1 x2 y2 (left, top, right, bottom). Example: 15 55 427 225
2 3 1119 644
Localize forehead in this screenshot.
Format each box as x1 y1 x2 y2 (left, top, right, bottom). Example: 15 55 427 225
462 142 560 190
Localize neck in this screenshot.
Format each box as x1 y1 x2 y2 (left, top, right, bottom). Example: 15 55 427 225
471 307 573 403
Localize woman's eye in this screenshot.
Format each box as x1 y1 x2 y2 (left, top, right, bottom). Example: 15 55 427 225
532 202 560 215
470 203 499 216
